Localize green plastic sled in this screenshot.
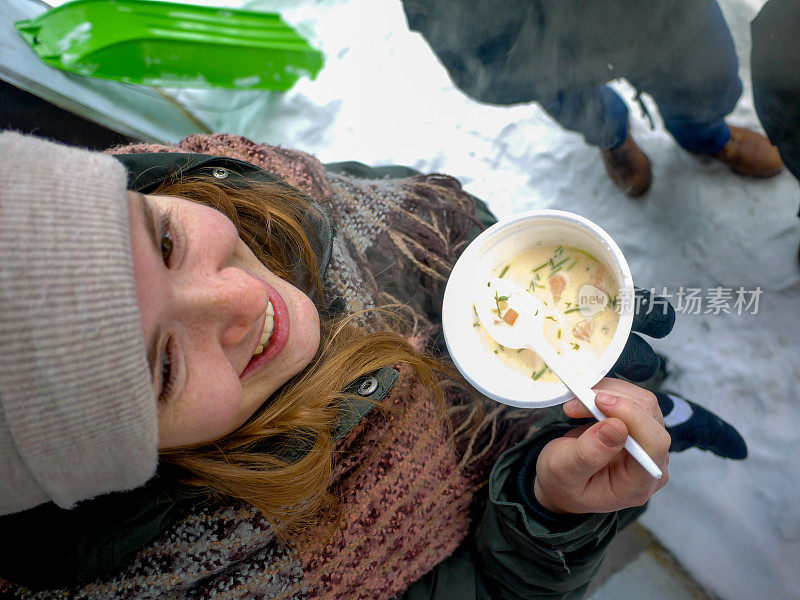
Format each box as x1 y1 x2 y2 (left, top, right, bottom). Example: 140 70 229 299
14 0 324 90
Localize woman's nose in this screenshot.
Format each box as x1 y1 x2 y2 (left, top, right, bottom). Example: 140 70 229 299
184 268 267 348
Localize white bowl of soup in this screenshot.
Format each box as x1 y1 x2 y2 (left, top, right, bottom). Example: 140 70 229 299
442 210 634 408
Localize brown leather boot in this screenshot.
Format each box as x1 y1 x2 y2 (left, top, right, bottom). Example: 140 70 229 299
712 125 784 178
600 134 652 198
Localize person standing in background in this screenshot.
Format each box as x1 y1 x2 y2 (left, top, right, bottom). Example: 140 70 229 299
403 0 783 197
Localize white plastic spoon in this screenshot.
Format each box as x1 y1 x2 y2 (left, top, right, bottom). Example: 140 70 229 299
475 277 662 479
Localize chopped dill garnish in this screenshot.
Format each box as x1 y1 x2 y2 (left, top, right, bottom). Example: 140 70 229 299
535 273 541 281
499 265 510 278
532 366 548 380
557 330 562 339
551 258 570 270
494 291 509 315
516 348 523 353
550 266 563 275
570 342 580 350
545 315 557 322
574 249 599 262
533 261 550 272
566 259 578 271
564 307 581 313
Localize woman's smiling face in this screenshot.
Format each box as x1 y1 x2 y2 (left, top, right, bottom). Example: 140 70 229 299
127 191 320 449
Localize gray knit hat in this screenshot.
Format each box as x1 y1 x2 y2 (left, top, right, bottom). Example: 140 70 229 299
0 132 157 515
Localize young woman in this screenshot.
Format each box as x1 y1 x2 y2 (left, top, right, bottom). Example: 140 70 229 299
0 132 742 599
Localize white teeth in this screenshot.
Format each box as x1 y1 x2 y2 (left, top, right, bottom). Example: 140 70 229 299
252 301 275 357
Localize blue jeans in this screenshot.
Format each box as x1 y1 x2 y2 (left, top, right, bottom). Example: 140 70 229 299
537 1 741 154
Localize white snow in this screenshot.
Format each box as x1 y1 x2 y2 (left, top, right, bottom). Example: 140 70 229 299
240 3 800 598
48 0 800 597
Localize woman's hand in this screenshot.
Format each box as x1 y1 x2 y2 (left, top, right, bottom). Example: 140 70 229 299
533 378 670 514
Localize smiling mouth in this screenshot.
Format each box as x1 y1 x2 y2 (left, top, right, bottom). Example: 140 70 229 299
252 301 275 357
240 281 290 380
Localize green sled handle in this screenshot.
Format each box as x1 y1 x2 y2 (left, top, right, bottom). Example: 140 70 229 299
14 0 325 90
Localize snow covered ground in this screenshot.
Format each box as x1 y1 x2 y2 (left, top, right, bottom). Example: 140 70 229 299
242 3 799 598
46 0 800 597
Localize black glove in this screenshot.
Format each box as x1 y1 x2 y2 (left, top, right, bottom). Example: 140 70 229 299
608 288 675 382
600 289 747 459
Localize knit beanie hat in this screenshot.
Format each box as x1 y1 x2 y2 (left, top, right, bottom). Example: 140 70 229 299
0 132 157 516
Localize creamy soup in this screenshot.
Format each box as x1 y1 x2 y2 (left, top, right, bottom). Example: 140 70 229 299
475 244 620 383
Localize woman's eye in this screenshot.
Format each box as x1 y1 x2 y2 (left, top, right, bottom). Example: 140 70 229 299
159 338 174 402
159 212 174 264
161 230 173 263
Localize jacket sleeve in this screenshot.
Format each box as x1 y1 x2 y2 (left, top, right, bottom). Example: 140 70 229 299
751 0 800 184
401 0 545 105
395 421 646 600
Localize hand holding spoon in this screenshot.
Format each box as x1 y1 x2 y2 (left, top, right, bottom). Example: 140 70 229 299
475 277 662 479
